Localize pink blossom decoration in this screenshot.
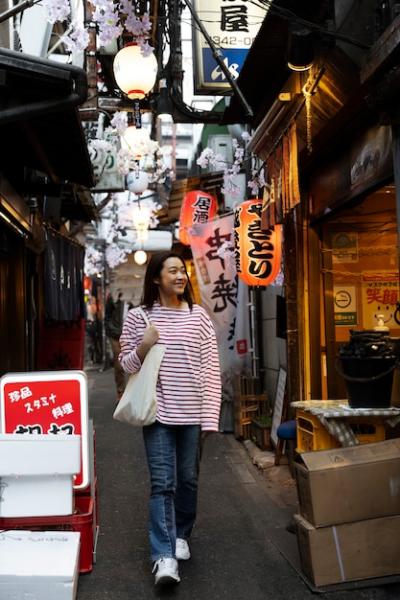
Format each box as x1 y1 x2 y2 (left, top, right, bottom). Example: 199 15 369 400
110 111 128 135
106 244 127 269
63 23 90 53
42 0 70 24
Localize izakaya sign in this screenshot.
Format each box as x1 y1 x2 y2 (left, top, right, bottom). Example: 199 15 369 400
234 200 282 286
179 190 217 246
192 0 266 94
0 371 89 489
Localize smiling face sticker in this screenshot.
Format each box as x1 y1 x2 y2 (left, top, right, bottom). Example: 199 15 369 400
374 305 394 324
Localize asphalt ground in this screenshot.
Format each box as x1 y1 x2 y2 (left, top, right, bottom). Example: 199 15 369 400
76 368 400 600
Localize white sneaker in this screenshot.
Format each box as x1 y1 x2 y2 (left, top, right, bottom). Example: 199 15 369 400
175 538 191 561
152 557 180 585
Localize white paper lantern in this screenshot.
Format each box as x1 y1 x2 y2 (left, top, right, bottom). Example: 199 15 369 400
113 43 158 99
127 170 149 195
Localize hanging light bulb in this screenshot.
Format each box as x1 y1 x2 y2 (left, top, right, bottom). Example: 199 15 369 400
113 43 158 99
132 203 151 242
134 250 147 265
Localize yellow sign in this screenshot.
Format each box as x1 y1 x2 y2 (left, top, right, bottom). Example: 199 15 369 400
361 272 400 329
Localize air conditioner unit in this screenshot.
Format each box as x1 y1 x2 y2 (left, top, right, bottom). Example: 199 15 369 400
207 134 233 169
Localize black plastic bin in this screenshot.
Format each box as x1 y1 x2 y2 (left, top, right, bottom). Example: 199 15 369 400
337 355 396 409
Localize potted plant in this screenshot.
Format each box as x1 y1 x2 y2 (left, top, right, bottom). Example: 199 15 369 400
250 413 272 451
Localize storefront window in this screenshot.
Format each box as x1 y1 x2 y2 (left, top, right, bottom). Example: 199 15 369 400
321 184 399 397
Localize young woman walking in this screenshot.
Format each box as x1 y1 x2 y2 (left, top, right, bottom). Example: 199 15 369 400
119 251 222 586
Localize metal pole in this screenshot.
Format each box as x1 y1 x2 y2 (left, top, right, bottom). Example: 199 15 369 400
181 0 254 119
0 0 36 24
99 240 108 372
249 286 259 379
391 124 400 324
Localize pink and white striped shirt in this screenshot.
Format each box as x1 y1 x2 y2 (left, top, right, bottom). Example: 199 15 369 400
119 302 221 431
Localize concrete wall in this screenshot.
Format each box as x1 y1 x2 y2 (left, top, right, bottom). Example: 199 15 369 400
259 285 287 409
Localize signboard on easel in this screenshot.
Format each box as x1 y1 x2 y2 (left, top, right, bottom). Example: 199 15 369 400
0 371 89 489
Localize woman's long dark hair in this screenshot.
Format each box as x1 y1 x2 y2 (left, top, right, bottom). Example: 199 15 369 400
141 251 194 310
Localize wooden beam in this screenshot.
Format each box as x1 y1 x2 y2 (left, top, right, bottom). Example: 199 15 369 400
361 14 400 84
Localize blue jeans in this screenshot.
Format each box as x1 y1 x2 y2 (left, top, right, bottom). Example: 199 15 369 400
143 421 201 562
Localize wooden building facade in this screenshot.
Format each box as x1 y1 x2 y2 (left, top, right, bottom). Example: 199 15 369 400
222 0 400 406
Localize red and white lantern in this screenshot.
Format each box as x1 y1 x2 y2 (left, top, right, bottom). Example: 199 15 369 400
178 190 217 246
234 199 282 286
113 43 158 100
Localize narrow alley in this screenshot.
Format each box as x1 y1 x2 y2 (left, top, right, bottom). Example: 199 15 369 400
76 369 400 600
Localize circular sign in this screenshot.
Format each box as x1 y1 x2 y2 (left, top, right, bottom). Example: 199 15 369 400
334 289 352 309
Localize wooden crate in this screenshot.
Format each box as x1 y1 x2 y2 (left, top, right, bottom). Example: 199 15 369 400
233 376 268 439
250 420 272 450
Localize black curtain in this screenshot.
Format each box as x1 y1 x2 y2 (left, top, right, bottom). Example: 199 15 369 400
44 231 84 321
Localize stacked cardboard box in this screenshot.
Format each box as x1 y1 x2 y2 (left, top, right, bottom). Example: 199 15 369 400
295 438 400 587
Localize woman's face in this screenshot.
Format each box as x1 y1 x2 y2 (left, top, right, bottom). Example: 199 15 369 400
156 257 188 297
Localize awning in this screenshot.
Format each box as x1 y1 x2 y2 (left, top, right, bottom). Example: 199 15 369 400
0 48 94 189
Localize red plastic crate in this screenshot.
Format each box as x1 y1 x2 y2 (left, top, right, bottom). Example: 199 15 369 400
0 495 94 573
74 476 99 531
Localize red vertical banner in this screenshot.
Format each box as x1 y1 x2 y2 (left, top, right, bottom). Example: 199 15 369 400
0 371 89 489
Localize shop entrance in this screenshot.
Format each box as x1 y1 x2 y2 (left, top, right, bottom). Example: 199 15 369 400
320 184 399 399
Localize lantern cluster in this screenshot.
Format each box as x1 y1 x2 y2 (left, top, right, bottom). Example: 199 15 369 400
178 190 217 246
234 199 282 286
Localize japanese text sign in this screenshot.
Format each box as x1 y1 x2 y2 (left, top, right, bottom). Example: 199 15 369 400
192 0 266 94
179 190 217 246
234 199 282 286
0 371 89 489
361 272 400 330
189 214 239 374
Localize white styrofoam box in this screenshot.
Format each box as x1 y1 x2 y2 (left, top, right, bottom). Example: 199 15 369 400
0 530 80 600
0 435 81 517
0 475 74 518
0 434 81 476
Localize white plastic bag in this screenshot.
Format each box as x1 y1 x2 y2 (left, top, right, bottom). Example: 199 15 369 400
113 308 165 427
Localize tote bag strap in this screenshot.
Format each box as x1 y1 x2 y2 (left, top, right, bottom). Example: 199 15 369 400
137 306 151 327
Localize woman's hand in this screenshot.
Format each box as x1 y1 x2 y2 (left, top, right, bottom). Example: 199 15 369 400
142 324 159 347
137 325 159 363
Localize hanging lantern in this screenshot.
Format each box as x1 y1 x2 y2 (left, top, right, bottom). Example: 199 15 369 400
113 43 158 100
127 170 149 195
234 199 282 286
178 190 217 246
